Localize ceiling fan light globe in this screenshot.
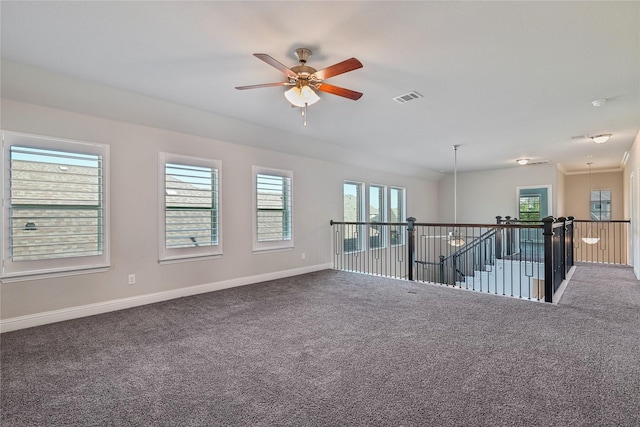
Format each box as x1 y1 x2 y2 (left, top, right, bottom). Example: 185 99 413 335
284 87 303 107
284 85 320 107
300 85 320 105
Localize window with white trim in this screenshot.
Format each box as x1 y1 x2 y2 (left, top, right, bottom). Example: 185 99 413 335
369 185 386 249
1 131 110 280
390 186 406 245
159 153 221 262
590 190 611 221
343 181 365 252
253 166 293 252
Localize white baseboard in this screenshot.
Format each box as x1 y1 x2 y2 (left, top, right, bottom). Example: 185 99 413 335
552 265 576 304
1 263 333 333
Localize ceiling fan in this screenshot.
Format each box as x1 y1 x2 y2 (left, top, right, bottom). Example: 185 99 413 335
235 48 363 111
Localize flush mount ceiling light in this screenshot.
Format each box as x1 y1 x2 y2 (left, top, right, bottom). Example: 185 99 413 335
517 159 529 166
591 99 607 107
591 134 612 144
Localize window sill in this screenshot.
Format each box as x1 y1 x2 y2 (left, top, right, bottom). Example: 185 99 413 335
252 246 294 255
1 266 110 283
158 254 222 265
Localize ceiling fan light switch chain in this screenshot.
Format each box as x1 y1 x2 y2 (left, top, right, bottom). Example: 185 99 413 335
302 103 308 127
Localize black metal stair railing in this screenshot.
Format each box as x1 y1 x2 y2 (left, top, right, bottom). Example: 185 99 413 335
330 220 409 280
572 219 630 264
437 227 497 286
330 217 578 303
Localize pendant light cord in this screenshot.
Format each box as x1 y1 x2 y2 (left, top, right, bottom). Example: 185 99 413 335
453 145 460 224
588 162 593 217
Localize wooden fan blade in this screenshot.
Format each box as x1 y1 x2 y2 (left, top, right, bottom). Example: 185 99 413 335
313 58 363 80
254 53 297 79
316 83 363 100
235 82 291 90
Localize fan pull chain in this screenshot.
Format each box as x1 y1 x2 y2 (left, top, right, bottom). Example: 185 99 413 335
302 102 308 127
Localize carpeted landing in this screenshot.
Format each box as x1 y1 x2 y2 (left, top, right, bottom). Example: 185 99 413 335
1 263 639 426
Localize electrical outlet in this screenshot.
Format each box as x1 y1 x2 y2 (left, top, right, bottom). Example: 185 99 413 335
128 274 136 285
301 252 306 260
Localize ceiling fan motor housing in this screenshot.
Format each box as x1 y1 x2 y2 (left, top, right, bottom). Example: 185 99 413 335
291 65 318 85
292 49 316 86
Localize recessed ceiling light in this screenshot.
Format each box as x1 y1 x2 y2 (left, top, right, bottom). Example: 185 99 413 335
591 99 607 107
516 159 529 165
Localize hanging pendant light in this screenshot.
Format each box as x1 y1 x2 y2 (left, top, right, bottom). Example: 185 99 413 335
449 145 465 247
582 162 600 245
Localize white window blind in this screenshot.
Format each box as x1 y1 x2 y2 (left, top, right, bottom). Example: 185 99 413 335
2 131 110 280
165 163 218 248
369 185 385 223
159 153 221 262
9 146 103 261
390 186 406 245
253 166 293 252
343 181 364 222
343 181 364 253
256 173 291 242
369 185 386 249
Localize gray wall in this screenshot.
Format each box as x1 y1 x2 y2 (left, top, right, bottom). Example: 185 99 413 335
437 163 559 224
1 99 438 322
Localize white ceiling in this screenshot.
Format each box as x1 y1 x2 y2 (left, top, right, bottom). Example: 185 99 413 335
1 1 639 176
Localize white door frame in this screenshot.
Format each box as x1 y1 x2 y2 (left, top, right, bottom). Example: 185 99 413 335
633 170 640 276
516 185 552 219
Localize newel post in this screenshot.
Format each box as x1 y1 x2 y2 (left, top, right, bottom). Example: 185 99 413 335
495 216 503 260
543 216 555 303
557 217 567 282
505 216 513 255
407 217 416 281
567 216 575 269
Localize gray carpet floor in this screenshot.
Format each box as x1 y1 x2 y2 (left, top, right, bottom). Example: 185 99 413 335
1 263 639 426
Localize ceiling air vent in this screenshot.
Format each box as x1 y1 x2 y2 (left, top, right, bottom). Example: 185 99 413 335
526 160 550 166
393 91 423 104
